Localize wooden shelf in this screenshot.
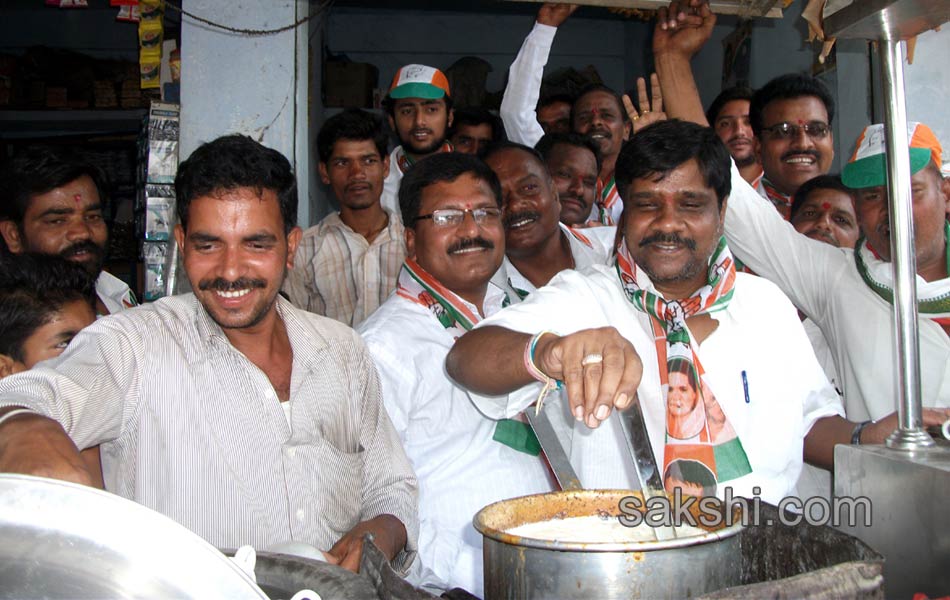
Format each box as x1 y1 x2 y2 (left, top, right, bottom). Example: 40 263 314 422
0 109 147 139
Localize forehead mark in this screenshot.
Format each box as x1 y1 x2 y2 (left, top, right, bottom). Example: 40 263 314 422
821 202 831 210
73 193 83 204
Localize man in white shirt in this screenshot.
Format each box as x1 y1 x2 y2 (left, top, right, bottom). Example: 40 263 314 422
0 134 417 574
483 141 614 298
447 120 876 505
359 153 553 596
651 0 950 428
284 109 405 327
0 146 136 315
381 64 455 218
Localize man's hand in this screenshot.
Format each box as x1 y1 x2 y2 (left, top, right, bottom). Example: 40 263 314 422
653 0 716 59
623 73 667 133
0 411 95 487
534 328 642 429
538 3 578 28
326 514 407 573
861 408 950 445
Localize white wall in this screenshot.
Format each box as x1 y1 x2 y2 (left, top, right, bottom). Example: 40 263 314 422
904 27 950 157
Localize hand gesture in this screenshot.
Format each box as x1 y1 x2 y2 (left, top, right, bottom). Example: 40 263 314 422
623 73 667 133
653 0 716 59
534 327 642 429
538 3 578 27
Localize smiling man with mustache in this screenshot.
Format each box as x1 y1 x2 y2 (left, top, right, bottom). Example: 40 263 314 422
0 147 136 316
483 141 614 298
706 86 762 187
359 152 554 596
284 109 405 328
0 134 419 576
535 131 602 227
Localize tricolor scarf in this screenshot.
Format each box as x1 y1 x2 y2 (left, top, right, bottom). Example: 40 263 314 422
615 237 752 495
595 177 621 225
395 141 454 175
756 177 792 221
395 259 541 455
855 221 950 325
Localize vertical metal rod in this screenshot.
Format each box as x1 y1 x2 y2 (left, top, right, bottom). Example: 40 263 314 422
879 38 933 449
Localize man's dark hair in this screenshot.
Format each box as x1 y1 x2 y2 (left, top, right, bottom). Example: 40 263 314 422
482 140 548 173
448 108 505 146
175 134 297 234
615 120 732 207
382 94 454 118
535 132 603 174
750 74 835 137
0 253 95 362
399 153 502 226
668 356 701 391
665 459 717 492
0 146 110 225
537 93 574 112
790 174 853 219
570 83 630 126
705 86 755 127
316 109 389 164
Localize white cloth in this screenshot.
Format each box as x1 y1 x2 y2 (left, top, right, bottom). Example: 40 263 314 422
96 271 136 314
474 265 844 505
723 162 950 421
283 209 406 328
0 295 419 569
381 146 405 219
359 280 553 597
505 223 616 296
500 22 555 147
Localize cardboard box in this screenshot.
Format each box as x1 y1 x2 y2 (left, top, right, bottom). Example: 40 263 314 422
325 61 378 108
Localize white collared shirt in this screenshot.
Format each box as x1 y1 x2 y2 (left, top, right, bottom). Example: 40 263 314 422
283 209 406 328
500 21 555 147
359 278 554 597
505 223 616 297
474 265 843 505
724 162 950 421
96 271 137 314
0 295 419 569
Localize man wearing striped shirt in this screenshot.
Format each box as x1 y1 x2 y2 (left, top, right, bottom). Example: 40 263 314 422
0 135 418 573
284 109 405 328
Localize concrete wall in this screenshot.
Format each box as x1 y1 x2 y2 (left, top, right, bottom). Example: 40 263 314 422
904 27 950 157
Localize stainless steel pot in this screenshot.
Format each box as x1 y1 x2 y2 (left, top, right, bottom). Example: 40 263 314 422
474 489 744 600
0 474 267 599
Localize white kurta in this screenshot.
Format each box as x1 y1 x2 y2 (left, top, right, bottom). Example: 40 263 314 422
505 224 616 296
723 162 950 421
359 282 554 597
499 21 553 148
474 265 844 505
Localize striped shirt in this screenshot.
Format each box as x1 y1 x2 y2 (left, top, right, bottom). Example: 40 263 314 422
283 210 406 328
0 294 418 569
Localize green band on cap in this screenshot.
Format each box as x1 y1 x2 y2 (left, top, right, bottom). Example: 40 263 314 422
388 82 447 100
843 148 933 188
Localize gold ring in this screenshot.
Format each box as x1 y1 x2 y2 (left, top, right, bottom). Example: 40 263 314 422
642 109 650 114
581 353 604 366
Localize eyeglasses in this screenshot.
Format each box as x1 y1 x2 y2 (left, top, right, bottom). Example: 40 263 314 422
414 207 502 228
760 121 831 140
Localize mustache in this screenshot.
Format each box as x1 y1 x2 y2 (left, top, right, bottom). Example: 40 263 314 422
780 149 821 161
639 232 697 251
805 228 839 247
503 210 541 228
59 240 104 260
409 128 433 136
198 277 267 292
448 237 494 253
727 135 753 145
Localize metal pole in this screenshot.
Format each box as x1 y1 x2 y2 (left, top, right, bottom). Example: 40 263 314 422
879 37 933 450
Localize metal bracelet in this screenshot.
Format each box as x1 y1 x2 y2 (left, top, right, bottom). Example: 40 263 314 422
851 419 873 445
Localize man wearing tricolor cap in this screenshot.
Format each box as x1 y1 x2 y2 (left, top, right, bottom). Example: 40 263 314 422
381 64 455 220
360 153 553 596
644 0 950 445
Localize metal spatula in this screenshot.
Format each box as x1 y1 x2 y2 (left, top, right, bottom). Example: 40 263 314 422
525 403 582 492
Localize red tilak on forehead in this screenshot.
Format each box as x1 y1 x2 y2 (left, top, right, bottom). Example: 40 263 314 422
821 202 831 210
73 193 83 204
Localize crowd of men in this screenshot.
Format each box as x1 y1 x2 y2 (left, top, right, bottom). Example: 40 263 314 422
0 0 948 596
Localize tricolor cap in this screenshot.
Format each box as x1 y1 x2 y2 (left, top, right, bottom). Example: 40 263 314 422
388 64 450 100
842 121 943 189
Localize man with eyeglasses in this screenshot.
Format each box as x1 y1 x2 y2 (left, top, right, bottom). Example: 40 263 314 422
358 153 553 597
483 141 615 299
652 0 950 449
749 73 836 219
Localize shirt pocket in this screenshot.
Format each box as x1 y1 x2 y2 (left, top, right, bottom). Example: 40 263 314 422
309 435 366 537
